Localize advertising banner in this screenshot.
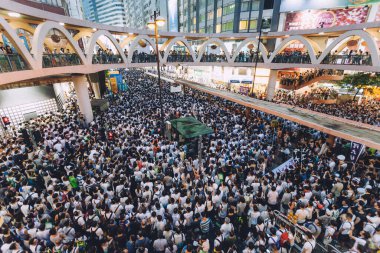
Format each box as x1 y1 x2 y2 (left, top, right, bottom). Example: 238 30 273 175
284 6 369 31
376 5 380 21
281 0 379 12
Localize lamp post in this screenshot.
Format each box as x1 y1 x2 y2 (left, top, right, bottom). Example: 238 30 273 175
147 11 166 136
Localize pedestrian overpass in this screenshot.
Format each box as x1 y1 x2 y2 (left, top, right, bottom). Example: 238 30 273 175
1 0 380 86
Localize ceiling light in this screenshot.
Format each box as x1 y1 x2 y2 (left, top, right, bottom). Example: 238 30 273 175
59 22 65 26
8 12 21 18
363 28 367 31
319 32 325 35
129 32 134 35
92 28 97 31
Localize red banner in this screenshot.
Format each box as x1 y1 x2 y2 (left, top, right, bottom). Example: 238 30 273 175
284 6 369 31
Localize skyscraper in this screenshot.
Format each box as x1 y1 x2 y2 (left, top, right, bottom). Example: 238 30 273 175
178 0 279 34
82 0 127 26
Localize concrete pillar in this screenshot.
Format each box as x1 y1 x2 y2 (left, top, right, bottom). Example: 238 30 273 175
91 82 101 99
266 70 278 101
72 75 94 124
327 134 336 146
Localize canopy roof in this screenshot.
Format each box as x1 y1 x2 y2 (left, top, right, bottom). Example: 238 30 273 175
170 117 213 138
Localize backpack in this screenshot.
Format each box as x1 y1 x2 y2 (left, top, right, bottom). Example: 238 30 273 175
87 227 100 245
269 237 280 250
279 230 289 247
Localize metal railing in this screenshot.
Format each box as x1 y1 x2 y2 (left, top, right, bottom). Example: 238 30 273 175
272 54 312 64
320 54 372 65
42 53 81 68
273 210 341 253
92 54 122 64
131 53 157 63
167 54 194 62
234 54 265 63
0 54 28 72
200 54 228 62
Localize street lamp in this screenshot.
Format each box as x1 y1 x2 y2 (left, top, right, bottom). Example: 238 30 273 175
148 11 166 136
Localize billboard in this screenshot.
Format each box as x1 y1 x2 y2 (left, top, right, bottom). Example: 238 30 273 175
284 6 369 31
168 0 178 32
280 0 379 12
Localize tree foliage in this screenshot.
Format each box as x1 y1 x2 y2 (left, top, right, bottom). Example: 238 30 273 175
337 72 380 90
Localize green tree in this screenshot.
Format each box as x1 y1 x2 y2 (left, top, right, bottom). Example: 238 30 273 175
337 72 380 101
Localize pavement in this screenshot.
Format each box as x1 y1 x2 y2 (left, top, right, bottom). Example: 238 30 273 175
176 79 380 150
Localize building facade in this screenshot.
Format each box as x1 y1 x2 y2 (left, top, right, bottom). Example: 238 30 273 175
178 0 280 33
82 0 127 26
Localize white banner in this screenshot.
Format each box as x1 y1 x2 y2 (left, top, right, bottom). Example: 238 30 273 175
272 158 295 174
170 85 182 93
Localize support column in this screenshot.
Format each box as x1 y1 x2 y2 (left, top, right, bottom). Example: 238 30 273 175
91 82 101 99
72 75 94 124
266 70 278 101
327 134 336 146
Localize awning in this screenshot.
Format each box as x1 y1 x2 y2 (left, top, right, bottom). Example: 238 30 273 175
170 117 214 139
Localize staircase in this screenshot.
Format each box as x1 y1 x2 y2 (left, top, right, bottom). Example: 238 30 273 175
279 74 344 91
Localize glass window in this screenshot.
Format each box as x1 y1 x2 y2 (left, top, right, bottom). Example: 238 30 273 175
207 11 214 20
264 0 274 9
193 17 197 25
252 0 260 11
216 24 221 33
199 28 205 33
200 14 205 23
249 20 257 31
222 21 233 32
239 20 248 30
223 4 235 16
217 8 222 18
241 1 250 12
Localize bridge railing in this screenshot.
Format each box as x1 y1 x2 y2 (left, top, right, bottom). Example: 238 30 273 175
42 53 82 68
0 54 29 72
131 53 157 63
200 54 228 62
272 54 312 64
234 54 265 63
92 54 122 64
167 54 194 62
320 54 372 65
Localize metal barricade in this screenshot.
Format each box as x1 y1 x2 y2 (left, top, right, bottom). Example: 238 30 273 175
273 211 341 253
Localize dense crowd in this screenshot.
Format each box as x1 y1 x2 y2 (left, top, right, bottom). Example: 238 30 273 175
273 90 380 126
279 70 343 88
0 70 379 253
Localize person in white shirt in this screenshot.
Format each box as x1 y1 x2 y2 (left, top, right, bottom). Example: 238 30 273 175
220 217 234 238
301 232 316 253
296 204 309 225
267 186 279 209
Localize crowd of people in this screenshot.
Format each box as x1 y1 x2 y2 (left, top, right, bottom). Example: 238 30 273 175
273 89 380 126
0 69 379 253
279 70 343 89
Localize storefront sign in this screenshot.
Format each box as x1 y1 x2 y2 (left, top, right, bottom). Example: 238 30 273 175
284 6 369 31
281 0 379 12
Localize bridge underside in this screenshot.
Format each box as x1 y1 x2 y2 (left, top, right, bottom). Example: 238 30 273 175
176 79 380 150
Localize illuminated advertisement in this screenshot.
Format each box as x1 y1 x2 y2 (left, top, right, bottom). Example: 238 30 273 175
168 0 178 32
281 0 380 12
284 6 369 31
376 5 380 21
